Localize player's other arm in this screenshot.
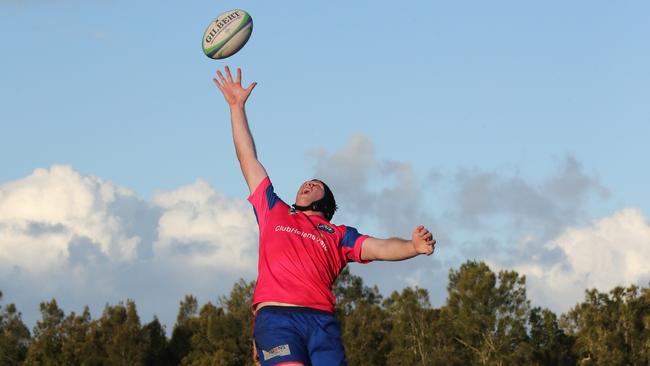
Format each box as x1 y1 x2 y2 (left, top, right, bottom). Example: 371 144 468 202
360 225 436 261
213 66 267 193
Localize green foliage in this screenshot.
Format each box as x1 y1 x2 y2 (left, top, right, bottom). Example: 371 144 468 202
176 280 257 366
561 285 650 365
3 263 649 365
98 300 148 365
0 292 31 366
334 267 390 365
169 295 200 364
23 299 66 365
445 261 533 365
383 287 436 365
528 307 576 365
143 317 171 366
217 279 256 365
60 307 103 365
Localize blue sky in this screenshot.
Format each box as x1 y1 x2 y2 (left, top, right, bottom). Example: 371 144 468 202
1 0 649 330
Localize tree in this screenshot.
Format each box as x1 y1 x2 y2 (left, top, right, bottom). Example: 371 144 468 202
562 285 650 365
334 267 390 366
0 291 31 366
143 317 171 366
60 307 104 365
218 279 256 364
180 280 257 366
97 300 147 366
180 303 239 366
24 299 66 365
528 307 575 365
169 295 200 365
445 261 532 365
10 266 648 364
640 285 650 364
384 287 438 366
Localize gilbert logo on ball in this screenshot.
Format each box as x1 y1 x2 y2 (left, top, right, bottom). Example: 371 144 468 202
202 9 253 59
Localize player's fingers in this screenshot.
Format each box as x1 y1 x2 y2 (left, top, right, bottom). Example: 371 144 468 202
422 244 432 255
213 78 224 90
246 82 257 93
225 66 234 82
236 68 242 84
216 70 228 85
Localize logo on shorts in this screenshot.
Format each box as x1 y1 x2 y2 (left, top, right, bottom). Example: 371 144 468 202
317 223 335 234
262 344 291 360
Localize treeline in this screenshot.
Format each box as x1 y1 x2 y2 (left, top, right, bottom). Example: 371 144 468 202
1 261 649 365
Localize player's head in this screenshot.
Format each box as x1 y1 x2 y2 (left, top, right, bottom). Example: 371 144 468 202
293 179 338 221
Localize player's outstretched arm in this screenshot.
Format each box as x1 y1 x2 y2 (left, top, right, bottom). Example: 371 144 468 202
213 66 267 193
360 225 436 261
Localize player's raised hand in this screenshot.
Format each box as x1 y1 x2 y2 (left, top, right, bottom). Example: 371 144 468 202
213 66 257 107
412 225 436 256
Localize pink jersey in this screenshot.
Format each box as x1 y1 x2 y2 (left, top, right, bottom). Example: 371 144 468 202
248 177 371 313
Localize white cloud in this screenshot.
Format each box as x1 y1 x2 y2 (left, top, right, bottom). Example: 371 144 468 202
152 179 258 270
0 165 141 271
0 165 259 327
0 166 258 274
512 208 650 311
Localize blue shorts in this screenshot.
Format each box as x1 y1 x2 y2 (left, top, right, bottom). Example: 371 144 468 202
253 306 347 366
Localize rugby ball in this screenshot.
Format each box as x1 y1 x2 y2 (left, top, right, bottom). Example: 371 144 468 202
202 9 253 59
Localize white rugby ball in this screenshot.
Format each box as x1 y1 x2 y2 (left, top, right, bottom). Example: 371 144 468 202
202 9 253 59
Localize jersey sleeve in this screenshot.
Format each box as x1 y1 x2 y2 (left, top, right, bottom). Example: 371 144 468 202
340 225 372 264
247 177 281 233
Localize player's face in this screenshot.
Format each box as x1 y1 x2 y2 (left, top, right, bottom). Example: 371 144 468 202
295 179 326 206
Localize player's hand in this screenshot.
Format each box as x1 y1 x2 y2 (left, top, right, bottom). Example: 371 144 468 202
213 66 257 108
412 225 436 256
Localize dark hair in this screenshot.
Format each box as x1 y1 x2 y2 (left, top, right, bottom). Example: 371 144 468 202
317 181 338 221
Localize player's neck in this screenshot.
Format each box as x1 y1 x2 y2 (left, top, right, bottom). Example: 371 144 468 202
304 210 326 219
